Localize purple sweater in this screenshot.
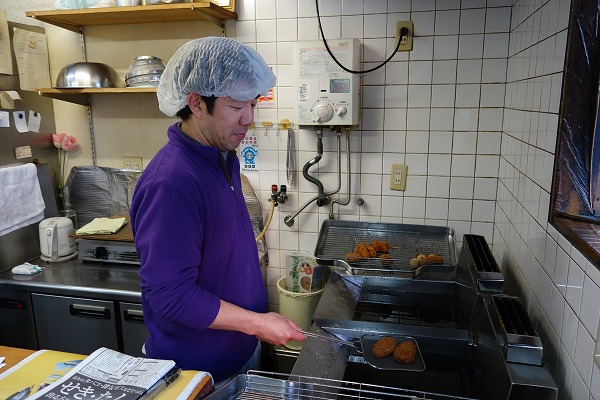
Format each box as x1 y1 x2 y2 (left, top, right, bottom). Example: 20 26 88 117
130 123 266 382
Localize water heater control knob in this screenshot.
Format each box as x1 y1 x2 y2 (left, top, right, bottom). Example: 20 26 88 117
313 103 334 122
336 106 347 116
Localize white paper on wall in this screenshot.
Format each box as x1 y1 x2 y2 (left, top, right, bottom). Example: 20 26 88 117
0 10 14 75
13 111 28 132
28 110 41 132
0 111 9 127
0 90 21 109
12 28 51 91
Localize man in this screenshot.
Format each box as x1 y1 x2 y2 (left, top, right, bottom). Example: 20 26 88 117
130 37 306 383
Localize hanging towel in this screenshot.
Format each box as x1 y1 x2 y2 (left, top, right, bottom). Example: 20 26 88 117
0 164 45 236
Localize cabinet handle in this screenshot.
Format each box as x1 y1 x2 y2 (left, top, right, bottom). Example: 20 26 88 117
69 304 111 319
124 309 145 324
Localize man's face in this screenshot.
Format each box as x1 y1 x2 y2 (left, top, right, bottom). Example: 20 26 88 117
200 96 257 151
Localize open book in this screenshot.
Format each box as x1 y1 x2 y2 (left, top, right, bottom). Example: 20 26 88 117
26 347 180 400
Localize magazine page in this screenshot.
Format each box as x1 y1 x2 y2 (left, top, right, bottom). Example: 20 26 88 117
28 348 177 400
0 349 84 399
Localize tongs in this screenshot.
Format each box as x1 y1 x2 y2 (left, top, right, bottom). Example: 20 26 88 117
286 128 295 186
301 330 359 347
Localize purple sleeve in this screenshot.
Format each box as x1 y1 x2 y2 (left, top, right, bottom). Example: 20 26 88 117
132 179 221 331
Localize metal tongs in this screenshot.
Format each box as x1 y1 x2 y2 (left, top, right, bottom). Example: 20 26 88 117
301 330 359 348
286 128 295 185
300 329 426 371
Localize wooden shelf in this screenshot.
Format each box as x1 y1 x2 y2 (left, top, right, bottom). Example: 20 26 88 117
26 2 237 32
37 87 157 105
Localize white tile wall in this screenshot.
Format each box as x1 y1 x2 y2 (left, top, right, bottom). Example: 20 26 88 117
243 0 596 397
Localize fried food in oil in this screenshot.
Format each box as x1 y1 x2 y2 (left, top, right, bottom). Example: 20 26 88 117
393 339 417 364
371 336 398 358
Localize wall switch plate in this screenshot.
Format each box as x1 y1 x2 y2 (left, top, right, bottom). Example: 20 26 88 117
389 163 408 191
15 146 32 159
122 156 143 170
395 21 414 52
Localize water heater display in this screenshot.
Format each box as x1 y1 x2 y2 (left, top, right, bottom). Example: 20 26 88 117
294 39 360 126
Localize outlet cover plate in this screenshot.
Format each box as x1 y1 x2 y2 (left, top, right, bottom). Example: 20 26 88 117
389 163 408 191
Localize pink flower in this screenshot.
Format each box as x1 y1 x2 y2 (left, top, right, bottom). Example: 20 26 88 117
52 133 79 191
52 133 62 149
52 132 78 152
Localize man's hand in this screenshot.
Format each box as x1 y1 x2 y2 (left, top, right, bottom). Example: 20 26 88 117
210 300 307 346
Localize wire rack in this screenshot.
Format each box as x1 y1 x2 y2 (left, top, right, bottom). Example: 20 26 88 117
314 221 456 276
206 371 476 400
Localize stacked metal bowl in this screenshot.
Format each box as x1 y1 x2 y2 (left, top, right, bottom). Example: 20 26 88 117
125 56 165 88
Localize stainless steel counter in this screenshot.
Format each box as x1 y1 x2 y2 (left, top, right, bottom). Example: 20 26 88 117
0 257 142 302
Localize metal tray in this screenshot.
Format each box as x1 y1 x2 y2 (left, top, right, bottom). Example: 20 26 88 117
205 371 473 400
314 221 456 275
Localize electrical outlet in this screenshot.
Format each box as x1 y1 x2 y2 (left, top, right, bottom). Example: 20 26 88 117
122 156 143 170
389 163 408 191
394 21 414 52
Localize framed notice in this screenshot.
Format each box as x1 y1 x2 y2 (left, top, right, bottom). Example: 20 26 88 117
210 0 235 12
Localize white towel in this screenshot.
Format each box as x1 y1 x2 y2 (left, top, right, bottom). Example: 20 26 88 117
12 262 43 275
76 217 127 235
0 164 45 236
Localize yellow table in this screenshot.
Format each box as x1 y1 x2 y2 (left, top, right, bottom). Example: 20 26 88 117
0 346 213 399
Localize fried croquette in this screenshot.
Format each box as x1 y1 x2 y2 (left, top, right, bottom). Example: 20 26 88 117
367 244 377 258
393 339 417 364
410 253 444 267
347 239 393 262
371 240 390 253
354 242 370 258
371 336 398 358
346 252 364 262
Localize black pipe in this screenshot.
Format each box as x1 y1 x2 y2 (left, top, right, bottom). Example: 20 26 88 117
302 131 327 206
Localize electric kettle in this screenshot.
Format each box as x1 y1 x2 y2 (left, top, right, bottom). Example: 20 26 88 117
39 217 78 262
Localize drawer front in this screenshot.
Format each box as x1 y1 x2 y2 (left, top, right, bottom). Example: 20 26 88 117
0 289 37 349
120 302 148 357
32 293 118 354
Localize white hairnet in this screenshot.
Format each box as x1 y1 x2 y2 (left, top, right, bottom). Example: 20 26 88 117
157 37 276 117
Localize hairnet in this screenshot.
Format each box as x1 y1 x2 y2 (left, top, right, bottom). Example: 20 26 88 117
157 37 276 117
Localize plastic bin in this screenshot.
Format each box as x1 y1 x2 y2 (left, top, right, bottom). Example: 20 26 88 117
277 277 324 350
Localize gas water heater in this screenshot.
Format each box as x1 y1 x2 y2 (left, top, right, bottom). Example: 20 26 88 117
294 39 360 126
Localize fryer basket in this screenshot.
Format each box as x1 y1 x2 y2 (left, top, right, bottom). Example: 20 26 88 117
314 220 456 276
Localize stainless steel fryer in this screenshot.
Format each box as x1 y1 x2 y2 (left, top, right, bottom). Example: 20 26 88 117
288 232 558 400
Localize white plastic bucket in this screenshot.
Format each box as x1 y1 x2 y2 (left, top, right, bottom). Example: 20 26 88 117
277 277 324 350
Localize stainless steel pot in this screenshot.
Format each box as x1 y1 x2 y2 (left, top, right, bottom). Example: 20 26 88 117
55 62 119 88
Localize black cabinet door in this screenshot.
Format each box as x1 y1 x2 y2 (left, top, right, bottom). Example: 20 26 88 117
119 302 148 357
32 293 118 354
0 289 37 349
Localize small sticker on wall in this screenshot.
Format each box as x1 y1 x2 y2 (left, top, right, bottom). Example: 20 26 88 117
258 87 274 108
240 129 259 173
